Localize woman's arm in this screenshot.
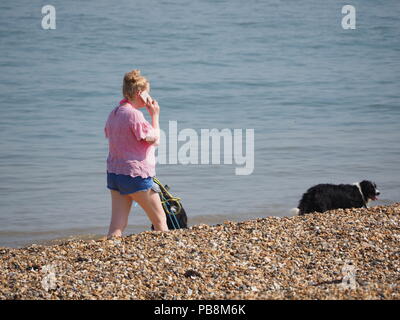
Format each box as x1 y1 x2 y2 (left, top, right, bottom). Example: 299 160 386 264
144 99 161 145
144 114 160 145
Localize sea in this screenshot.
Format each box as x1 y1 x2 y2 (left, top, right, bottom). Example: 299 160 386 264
0 0 399 247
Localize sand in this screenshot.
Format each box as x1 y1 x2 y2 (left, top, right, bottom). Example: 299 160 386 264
0 204 399 300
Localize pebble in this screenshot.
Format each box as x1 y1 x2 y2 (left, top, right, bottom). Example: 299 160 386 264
0 204 399 299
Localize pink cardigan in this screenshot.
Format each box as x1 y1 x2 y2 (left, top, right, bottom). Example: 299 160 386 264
104 101 156 178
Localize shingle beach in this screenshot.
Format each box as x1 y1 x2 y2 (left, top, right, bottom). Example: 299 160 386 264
1 204 399 300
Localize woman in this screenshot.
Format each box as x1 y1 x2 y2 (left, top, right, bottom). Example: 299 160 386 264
104 69 168 238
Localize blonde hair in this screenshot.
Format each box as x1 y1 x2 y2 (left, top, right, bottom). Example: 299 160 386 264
122 69 149 101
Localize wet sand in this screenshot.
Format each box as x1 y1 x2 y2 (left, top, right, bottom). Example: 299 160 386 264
0 204 399 300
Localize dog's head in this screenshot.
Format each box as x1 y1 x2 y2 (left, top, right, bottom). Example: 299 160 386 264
359 180 380 202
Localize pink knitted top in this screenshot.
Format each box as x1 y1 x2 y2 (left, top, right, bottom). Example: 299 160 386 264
104 99 156 178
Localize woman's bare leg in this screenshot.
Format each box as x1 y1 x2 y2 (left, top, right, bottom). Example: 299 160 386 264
107 190 133 238
128 189 168 231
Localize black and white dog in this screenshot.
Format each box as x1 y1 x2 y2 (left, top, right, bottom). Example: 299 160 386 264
291 180 380 215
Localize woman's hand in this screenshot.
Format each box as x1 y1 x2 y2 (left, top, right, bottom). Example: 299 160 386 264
145 98 160 145
146 99 160 118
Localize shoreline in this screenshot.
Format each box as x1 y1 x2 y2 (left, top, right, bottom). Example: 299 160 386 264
0 209 285 249
0 204 399 299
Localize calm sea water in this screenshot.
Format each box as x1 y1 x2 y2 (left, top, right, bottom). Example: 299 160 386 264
0 0 399 247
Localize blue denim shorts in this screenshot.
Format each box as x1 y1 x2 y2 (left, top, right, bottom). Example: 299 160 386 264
107 171 160 195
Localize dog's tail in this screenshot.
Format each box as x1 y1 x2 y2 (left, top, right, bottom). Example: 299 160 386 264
290 208 300 215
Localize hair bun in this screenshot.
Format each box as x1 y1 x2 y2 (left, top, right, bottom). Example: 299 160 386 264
124 69 141 82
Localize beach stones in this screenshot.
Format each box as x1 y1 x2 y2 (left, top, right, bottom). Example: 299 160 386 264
0 204 399 299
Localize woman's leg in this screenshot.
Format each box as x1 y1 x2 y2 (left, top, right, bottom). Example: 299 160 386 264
107 189 133 238
128 189 169 231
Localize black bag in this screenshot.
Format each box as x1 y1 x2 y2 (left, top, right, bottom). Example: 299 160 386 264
151 177 188 230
